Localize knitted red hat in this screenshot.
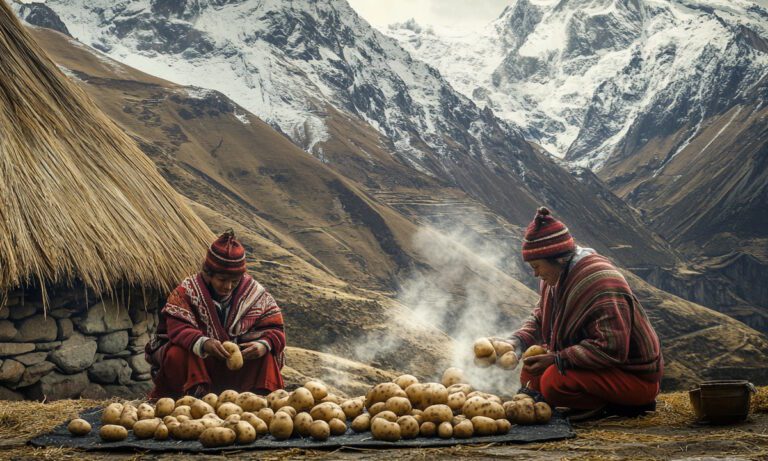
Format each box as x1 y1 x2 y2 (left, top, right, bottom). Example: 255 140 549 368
204 229 246 275
522 207 575 262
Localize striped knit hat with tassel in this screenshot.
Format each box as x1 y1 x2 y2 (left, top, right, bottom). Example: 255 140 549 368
204 229 247 274
522 207 576 262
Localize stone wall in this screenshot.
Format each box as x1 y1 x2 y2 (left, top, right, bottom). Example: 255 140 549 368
0 285 163 401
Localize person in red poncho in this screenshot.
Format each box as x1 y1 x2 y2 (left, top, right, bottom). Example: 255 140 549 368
146 229 285 398
502 207 663 420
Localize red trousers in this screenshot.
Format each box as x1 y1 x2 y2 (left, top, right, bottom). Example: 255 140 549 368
149 344 283 399
521 365 659 409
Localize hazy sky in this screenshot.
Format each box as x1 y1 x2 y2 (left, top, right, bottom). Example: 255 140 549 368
346 0 511 31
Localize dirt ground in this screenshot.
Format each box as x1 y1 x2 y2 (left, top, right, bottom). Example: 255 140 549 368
1 388 767 461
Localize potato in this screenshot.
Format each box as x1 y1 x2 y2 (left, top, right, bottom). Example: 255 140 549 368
217 402 243 419
222 341 243 370
191 400 216 419
269 411 294 440
234 420 257 444
419 421 437 437
67 418 91 436
267 389 289 409
351 414 371 432
512 393 534 402
119 407 138 429
102 403 123 425
422 404 453 424
257 408 275 426
372 410 398 423
498 351 519 370
154 423 169 440
171 405 192 419
365 383 407 409
199 427 236 448
200 417 222 429
310 402 345 422
137 403 155 420
447 383 472 395
175 395 197 408
438 421 453 439
447 392 466 411
467 391 503 405
288 387 315 412
394 374 419 390
451 414 467 426
487 402 505 419
371 417 401 442
99 424 128 442
174 420 206 440
202 393 219 409
522 345 547 359
441 367 464 387
471 416 497 436
309 420 330 441
407 383 448 410
462 396 491 418
473 338 495 358
176 415 191 423
294 412 313 437
397 415 419 439
304 381 328 401
496 418 512 434
534 402 552 424
368 402 386 416
236 392 267 412
385 396 412 416
412 414 424 425
277 406 297 419
473 351 496 367
241 412 269 435
453 419 474 438
163 415 178 425
133 418 162 439
219 390 240 406
320 394 344 405
223 413 242 429
341 398 364 419
492 340 515 356
328 418 347 436
154 398 174 418
515 400 537 425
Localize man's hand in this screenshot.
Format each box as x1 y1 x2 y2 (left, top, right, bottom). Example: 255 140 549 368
241 341 268 360
203 339 231 361
522 352 556 376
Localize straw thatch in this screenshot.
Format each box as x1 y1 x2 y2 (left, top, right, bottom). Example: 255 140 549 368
0 0 214 296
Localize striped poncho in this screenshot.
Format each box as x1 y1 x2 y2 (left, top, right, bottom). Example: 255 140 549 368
513 252 663 382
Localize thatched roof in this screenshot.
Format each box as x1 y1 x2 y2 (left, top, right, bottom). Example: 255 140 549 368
0 0 214 295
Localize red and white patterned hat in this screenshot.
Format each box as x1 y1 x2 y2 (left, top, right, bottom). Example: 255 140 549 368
522 207 575 262
203 229 246 274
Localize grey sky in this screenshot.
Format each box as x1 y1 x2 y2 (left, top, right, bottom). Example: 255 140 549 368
347 0 511 31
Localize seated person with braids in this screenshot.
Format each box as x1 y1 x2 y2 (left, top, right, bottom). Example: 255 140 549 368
146 230 285 398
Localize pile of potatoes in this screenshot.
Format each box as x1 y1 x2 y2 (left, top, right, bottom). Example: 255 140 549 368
473 338 549 371
68 369 552 446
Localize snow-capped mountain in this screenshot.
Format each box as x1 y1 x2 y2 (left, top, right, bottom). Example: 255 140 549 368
388 0 768 169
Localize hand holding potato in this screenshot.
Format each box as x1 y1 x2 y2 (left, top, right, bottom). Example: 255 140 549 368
203 339 231 361
523 352 556 376
240 341 268 360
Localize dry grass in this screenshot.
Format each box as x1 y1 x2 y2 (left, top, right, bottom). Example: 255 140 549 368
0 0 213 298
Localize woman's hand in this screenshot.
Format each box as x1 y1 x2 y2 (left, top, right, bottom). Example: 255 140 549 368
522 352 556 376
241 341 268 360
203 339 231 361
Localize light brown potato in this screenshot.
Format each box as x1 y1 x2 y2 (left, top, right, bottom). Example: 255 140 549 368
422 404 453 424
328 418 347 436
412 414 424 426
155 398 175 418
236 392 267 412
419 421 437 437
171 405 192 419
199 427 236 448
467 391 503 405
175 396 197 408
320 394 345 405
200 417 223 429
294 412 313 437
371 417 401 442
441 367 464 387
447 383 472 395
372 410 398 423
309 402 344 422
191 400 216 419
496 418 512 434
269 412 294 440
175 415 191 423
162 415 179 425
341 398 365 419
241 412 269 436
408 383 449 410
498 351 519 370
276 406 297 419
166 420 181 435
447 392 467 411
257 408 275 426
234 420 257 444
437 421 453 439
393 374 419 390
223 413 242 428
512 393 535 402
365 382 408 409
534 402 552 424
309 420 330 441
222 341 243 371
102 403 123 425
303 381 328 401
473 338 495 358
451 414 467 426
385 396 412 416
351 414 371 432
487 402 506 420
397 415 419 439
174 420 206 440
462 396 491 418
515 400 537 425
119 407 138 429
218 389 240 406
522 345 547 359
471 416 497 436
288 387 315 412
473 351 497 368
137 403 155 420
266 389 288 409
133 418 162 439
453 419 474 438
368 402 386 416
99 424 128 442
492 340 515 356
202 393 219 409
273 396 291 411
217 402 243 419
154 423 169 440
67 418 91 436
